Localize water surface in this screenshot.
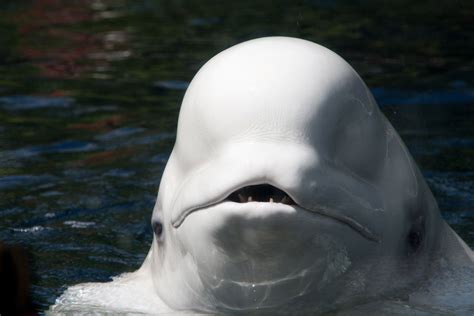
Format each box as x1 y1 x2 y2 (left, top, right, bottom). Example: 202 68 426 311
0 0 472 311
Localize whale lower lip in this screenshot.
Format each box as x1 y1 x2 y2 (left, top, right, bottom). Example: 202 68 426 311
172 201 380 243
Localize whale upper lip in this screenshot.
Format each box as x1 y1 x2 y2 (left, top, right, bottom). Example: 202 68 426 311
172 183 380 243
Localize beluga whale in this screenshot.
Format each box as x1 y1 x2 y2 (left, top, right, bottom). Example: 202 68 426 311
52 37 474 315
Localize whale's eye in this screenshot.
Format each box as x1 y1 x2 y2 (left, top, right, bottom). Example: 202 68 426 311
152 221 163 238
406 217 425 254
408 229 423 251
226 184 296 205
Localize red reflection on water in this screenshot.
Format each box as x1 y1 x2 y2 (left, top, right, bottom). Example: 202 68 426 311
69 114 124 132
77 147 136 167
13 0 128 79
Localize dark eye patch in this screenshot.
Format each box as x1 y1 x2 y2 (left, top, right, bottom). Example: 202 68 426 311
407 229 423 251
152 221 163 237
406 216 425 255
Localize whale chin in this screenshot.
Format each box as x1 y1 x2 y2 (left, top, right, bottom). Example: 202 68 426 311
177 201 355 311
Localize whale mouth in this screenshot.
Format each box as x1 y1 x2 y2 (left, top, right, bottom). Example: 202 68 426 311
173 183 380 242
226 184 297 205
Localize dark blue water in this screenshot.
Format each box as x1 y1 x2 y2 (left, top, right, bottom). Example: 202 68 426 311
0 0 472 311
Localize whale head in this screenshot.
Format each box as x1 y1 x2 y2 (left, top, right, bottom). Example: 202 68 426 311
146 37 443 313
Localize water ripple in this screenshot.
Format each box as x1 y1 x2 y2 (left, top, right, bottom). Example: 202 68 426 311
96 127 145 141
7 140 98 158
153 80 189 90
0 174 56 190
64 221 96 229
12 225 49 233
372 88 474 106
0 95 74 110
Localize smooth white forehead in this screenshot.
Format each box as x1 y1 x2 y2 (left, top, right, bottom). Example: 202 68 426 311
175 37 376 163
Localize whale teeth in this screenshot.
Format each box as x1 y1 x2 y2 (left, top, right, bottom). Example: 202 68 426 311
281 196 290 204
226 184 297 206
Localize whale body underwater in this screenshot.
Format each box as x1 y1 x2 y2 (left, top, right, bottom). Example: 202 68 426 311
51 37 474 315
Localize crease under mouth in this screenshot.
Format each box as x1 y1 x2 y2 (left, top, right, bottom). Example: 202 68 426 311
172 183 380 242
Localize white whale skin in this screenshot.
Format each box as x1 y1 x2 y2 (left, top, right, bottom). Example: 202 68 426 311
51 37 474 315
